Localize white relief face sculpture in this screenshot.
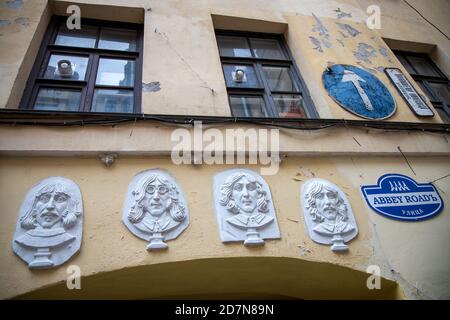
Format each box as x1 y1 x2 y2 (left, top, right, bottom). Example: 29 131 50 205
34 188 69 229
231 176 258 214
122 170 189 251
144 182 171 218
301 178 358 252
214 169 280 246
12 177 83 269
315 189 339 222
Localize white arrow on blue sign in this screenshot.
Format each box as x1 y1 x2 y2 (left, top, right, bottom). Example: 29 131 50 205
323 64 396 119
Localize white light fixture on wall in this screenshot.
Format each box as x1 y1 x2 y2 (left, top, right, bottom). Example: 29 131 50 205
232 68 246 83
57 60 74 78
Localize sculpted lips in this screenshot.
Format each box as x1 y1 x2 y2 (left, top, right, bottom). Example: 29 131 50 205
42 211 58 217
41 211 59 221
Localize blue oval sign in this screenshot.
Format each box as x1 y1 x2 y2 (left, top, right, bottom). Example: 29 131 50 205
323 64 396 119
361 174 444 222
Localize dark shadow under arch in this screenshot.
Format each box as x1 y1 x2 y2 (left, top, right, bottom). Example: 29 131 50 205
15 256 401 299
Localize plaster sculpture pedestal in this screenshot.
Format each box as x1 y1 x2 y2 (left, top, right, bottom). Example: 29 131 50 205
147 233 168 250
331 234 349 252
29 248 54 268
244 229 265 246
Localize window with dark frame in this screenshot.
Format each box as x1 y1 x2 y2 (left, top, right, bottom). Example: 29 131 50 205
216 30 318 119
20 16 143 113
394 51 450 123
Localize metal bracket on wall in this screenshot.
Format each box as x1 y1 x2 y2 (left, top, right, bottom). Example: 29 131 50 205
99 153 118 167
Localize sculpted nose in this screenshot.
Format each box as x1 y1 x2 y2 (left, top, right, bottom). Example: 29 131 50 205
242 187 250 198
47 197 55 209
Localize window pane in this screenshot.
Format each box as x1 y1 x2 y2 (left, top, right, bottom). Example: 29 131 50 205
223 64 261 88
250 38 285 60
262 66 298 91
428 82 450 105
96 58 135 86
44 54 89 80
217 36 252 57
435 106 450 123
407 56 440 77
396 55 415 74
55 24 97 48
92 89 134 113
98 28 137 51
415 81 433 100
34 88 81 111
273 94 306 118
229 96 267 117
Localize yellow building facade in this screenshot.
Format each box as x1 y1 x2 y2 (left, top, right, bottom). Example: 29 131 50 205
0 0 449 299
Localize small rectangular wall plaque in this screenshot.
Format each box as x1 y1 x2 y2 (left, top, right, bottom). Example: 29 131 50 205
385 68 434 117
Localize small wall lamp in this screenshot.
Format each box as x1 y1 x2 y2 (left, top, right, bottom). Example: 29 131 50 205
233 68 246 82
57 60 74 78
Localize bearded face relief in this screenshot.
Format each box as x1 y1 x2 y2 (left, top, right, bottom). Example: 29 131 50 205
34 190 69 229
214 169 280 246
122 169 189 251
12 177 83 269
301 178 358 252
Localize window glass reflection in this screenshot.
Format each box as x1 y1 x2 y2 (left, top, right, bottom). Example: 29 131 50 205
34 88 81 111
273 94 306 118
263 66 298 92
92 89 134 113
55 24 97 48
96 58 135 86
217 36 252 57
229 96 268 117
250 38 285 60
98 28 137 51
397 56 415 74
429 82 450 105
407 56 440 77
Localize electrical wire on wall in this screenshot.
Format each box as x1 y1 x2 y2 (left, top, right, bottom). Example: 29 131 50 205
0 109 449 134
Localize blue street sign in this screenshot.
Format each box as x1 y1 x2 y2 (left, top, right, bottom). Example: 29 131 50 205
361 174 444 222
323 64 396 119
